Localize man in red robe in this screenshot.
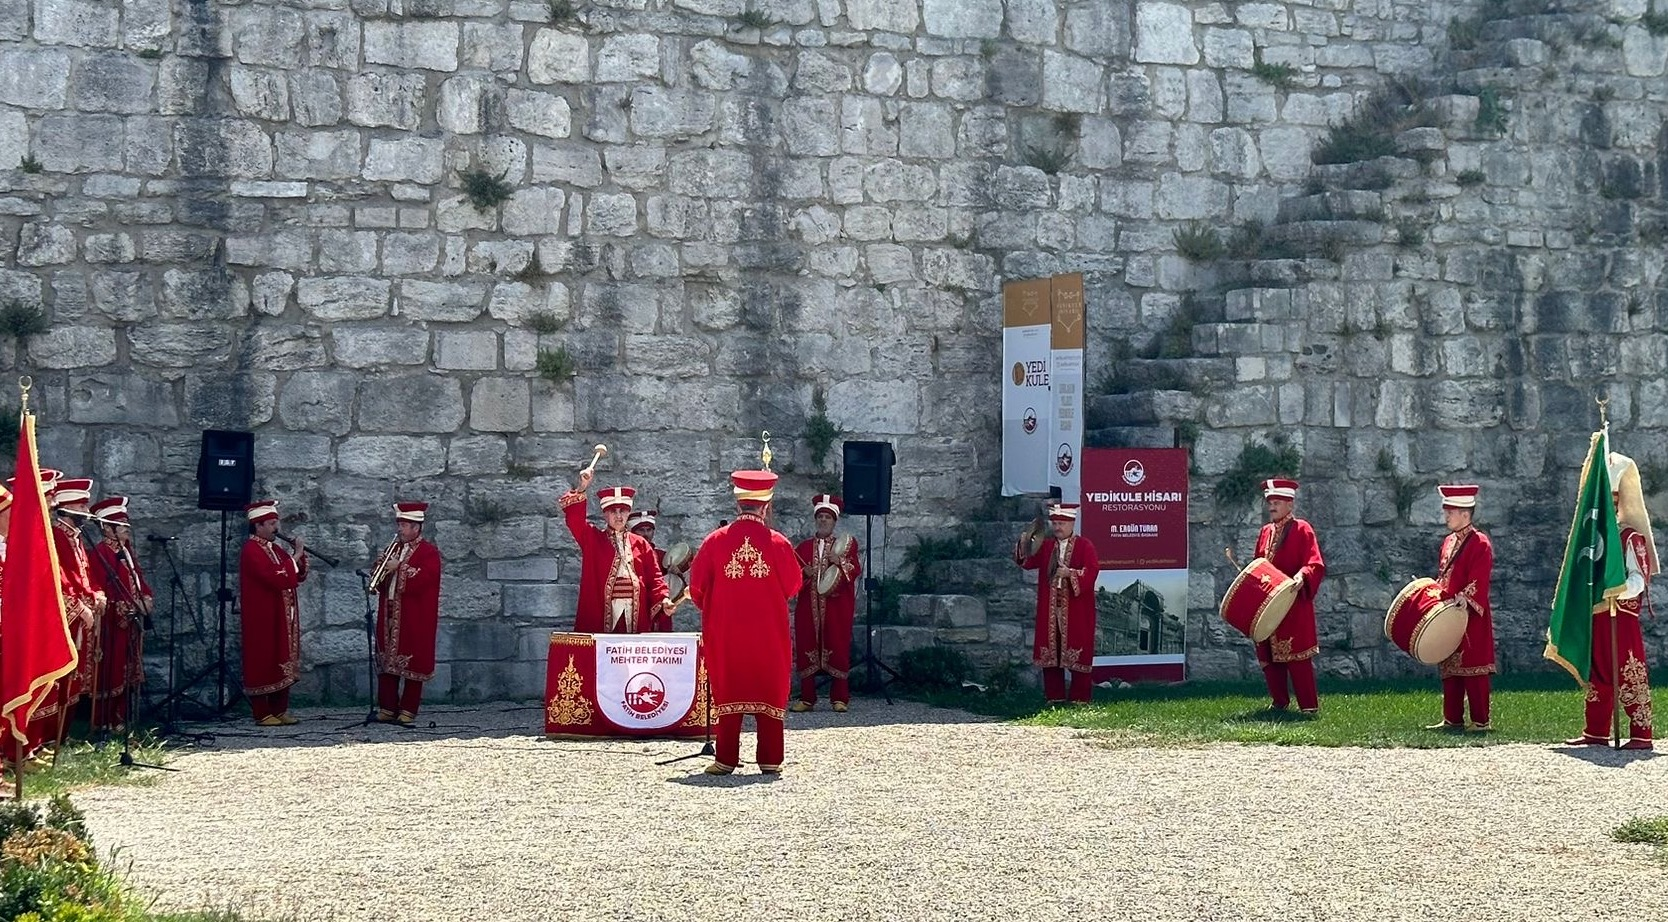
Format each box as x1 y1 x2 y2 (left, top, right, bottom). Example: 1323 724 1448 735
1426 484 1494 732
791 494 861 713
88 496 153 732
627 509 675 630
373 501 443 726
559 472 669 633
1016 502 1100 704
46 476 103 742
1568 453 1656 750
688 468 802 775
1253 478 1326 714
238 499 307 727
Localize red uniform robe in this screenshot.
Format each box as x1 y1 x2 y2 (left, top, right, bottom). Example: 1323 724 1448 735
376 539 442 681
92 538 153 707
238 536 307 696
561 491 668 634
793 534 861 681
1436 526 1495 678
689 514 802 718
1019 535 1100 673
1252 517 1324 664
1586 527 1654 740
51 520 101 701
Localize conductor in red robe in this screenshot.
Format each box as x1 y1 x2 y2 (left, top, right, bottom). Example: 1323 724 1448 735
560 472 669 633
238 499 308 726
1016 502 1100 704
791 494 861 713
1568 452 1656 750
89 496 153 732
689 468 802 775
1253 478 1326 714
373 501 443 726
1427 484 1495 731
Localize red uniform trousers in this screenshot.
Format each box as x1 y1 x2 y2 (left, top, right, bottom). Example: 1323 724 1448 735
249 689 291 721
1585 613 1653 741
1042 668 1093 703
1442 676 1492 726
378 675 425 717
1256 651 1319 712
715 713 785 770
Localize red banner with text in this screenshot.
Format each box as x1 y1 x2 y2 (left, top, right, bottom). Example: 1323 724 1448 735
1081 448 1190 683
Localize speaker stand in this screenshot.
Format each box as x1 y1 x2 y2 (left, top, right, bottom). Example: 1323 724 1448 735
855 514 901 702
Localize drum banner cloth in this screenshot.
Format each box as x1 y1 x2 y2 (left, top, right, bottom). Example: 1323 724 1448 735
544 632 713 738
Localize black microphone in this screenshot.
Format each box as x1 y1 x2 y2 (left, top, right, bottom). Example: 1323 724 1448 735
145 534 176 543
355 568 371 579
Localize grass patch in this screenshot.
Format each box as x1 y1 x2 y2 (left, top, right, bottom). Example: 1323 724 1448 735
910 672 1591 749
1456 168 1485 186
0 300 48 338
1647 12 1668 36
734 9 776 30
804 387 839 469
458 168 513 212
1475 87 1508 135
980 39 998 59
1613 816 1668 846
1448 15 1482 50
1172 220 1224 262
526 309 563 334
464 497 509 525
535 345 576 381
1377 448 1420 520
9 736 171 798
1020 141 1071 174
1251 48 1298 90
19 154 42 174
547 0 579 23
1396 218 1426 248
136 48 164 60
1215 432 1302 511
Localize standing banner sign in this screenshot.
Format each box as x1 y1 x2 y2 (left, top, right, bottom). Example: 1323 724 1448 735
1049 274 1086 504
1002 279 1052 496
1080 448 1190 682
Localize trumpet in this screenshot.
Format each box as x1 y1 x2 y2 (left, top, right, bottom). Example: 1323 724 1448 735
366 537 401 589
276 531 340 568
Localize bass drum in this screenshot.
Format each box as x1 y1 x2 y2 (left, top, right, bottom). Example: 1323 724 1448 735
1384 578 1466 665
1218 557 1299 643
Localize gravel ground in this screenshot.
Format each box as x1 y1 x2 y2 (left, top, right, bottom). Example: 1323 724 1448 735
77 700 1668 922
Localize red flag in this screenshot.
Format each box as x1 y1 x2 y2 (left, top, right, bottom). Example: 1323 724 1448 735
1 410 76 747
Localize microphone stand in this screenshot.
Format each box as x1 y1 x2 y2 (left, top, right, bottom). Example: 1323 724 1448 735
146 535 209 732
80 528 175 773
339 568 382 730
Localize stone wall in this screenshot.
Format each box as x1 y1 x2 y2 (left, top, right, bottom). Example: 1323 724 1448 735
2 0 1665 701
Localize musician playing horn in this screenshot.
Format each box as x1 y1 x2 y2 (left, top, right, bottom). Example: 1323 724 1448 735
560 470 670 634
373 501 443 726
239 499 307 727
1252 479 1325 715
48 477 104 742
791 494 861 713
1016 502 1100 705
1424 485 1495 732
90 496 153 733
1567 454 1656 750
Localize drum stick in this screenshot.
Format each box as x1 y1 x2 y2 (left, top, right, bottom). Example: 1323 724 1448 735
1224 546 1241 570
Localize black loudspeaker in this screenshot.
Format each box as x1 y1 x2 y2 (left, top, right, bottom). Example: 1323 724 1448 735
842 441 895 516
197 430 255 511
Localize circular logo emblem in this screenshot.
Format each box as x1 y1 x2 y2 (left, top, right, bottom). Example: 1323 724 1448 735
1056 444 1074 475
622 672 668 719
1022 408 1038 434
1122 460 1146 486
1011 362 1025 386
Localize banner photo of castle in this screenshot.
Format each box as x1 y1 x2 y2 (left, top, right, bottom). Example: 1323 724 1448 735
1082 449 1190 682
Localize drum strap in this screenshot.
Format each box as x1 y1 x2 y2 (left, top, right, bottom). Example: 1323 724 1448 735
1438 530 1474 582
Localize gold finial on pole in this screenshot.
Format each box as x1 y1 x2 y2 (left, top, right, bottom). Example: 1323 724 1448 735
1597 396 1610 432
18 374 30 413
760 430 773 471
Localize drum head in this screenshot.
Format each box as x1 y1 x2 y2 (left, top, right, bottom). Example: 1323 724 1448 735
1411 601 1467 665
1250 575 1299 642
664 542 692 574
816 565 841 595
832 534 854 559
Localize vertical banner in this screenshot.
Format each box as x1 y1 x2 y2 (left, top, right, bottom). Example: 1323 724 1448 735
1002 279 1052 496
1080 447 1190 683
1049 273 1086 504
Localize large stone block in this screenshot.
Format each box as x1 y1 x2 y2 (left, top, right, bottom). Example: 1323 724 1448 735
923 0 1000 37
1042 50 1103 113
358 375 466 433
276 130 362 180
338 436 448 478
529 30 591 84
461 22 525 72
298 277 391 321
437 330 499 371
174 119 274 178
278 371 357 435
1135 3 1198 65
438 74 496 134
290 71 343 128
847 0 918 32
182 372 278 428
36 0 119 47
899 102 954 158
126 323 233 368
486 557 560 582
690 39 752 90
471 378 531 432
596 34 660 81
68 373 179 426
332 325 430 367
28 327 118 370
235 6 305 66
364 21 459 72
398 280 488 321
346 72 426 130
35 114 123 173
73 53 156 114
506 89 573 140
364 137 444 184
160 269 250 320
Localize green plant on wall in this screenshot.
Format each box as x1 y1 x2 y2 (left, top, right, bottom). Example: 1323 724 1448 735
1377 448 1419 520
1215 433 1302 510
805 387 839 469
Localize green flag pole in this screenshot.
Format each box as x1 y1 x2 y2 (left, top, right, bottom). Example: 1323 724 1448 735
1599 401 1624 750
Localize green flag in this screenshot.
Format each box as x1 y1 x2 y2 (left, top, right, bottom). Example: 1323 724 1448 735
1544 431 1628 685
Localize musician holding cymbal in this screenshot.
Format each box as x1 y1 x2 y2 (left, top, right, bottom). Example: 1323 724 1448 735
89 495 154 733
791 494 861 713
239 499 308 727
1250 479 1326 715
1015 502 1100 705
370 502 443 726
559 459 670 634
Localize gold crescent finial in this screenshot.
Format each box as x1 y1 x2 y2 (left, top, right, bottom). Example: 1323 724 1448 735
18 375 30 412
760 430 773 471
1597 396 1610 431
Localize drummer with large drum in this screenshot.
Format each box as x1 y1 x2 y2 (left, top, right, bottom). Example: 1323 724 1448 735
791 494 861 713
1423 484 1496 731
1236 479 1326 715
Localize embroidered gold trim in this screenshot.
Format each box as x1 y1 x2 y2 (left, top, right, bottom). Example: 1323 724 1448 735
545 654 594 726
